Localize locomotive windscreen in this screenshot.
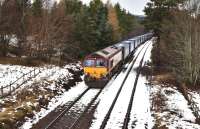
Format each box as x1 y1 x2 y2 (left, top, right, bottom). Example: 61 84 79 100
84 59 95 67
96 59 107 67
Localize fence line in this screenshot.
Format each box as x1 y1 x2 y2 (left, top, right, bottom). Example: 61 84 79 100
0 68 42 97
0 65 60 98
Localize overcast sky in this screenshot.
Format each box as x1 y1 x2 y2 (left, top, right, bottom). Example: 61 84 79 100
80 0 150 15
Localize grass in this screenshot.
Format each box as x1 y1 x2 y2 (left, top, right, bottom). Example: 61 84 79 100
0 62 82 129
0 56 67 67
152 72 177 86
0 57 45 66
0 82 57 129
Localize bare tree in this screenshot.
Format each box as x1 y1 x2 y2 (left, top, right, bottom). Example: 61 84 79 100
161 0 200 86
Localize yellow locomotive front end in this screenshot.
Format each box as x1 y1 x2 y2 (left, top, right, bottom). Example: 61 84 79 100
83 57 109 88
84 67 107 79
83 46 122 88
83 58 108 80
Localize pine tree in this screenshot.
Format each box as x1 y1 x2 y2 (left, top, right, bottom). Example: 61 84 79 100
74 7 99 57
144 0 185 37
144 0 185 68
32 0 42 17
114 3 136 38
64 0 82 15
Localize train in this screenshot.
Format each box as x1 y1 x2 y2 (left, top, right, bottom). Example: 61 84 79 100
83 33 153 88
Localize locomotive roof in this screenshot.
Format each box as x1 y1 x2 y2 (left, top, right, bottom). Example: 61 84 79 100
94 46 121 59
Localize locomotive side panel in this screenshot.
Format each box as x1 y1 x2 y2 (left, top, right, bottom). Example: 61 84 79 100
108 50 123 72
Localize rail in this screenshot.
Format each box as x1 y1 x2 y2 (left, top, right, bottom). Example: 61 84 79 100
122 43 151 129
100 41 149 129
43 47 140 129
45 87 90 129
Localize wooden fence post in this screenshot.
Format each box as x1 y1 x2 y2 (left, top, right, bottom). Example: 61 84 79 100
1 86 3 96
9 83 11 94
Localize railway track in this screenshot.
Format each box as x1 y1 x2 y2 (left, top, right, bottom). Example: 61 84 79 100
99 41 150 129
43 57 134 129
45 88 102 129
43 41 150 129
44 87 90 129
70 41 151 129
122 43 151 129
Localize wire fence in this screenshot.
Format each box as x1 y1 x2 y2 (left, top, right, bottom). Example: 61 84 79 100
0 68 42 97
0 65 62 98
0 64 76 99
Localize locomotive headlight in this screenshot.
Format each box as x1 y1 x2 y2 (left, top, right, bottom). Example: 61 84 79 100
86 73 90 76
100 73 106 78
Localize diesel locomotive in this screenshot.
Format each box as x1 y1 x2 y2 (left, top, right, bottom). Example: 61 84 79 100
83 33 153 87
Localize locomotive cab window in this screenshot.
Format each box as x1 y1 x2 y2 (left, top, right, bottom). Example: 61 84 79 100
110 60 114 68
96 59 107 67
84 59 95 67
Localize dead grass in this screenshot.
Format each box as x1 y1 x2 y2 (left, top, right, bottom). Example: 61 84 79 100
151 87 169 129
0 64 82 129
0 57 45 66
151 91 167 112
152 123 169 129
152 73 177 86
140 65 152 76
0 83 54 129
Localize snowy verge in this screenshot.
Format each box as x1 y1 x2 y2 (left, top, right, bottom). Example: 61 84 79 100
149 84 200 129
0 63 84 129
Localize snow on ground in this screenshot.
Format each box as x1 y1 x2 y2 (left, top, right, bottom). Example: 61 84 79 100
104 40 152 129
149 85 200 129
90 37 200 129
0 63 81 96
129 38 200 129
128 41 154 129
189 91 200 113
2 37 200 129
69 89 100 114
129 74 153 129
89 40 149 129
20 82 88 129
0 62 84 129
0 64 36 94
89 60 132 129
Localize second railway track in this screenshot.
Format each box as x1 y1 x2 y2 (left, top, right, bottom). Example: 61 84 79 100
99 41 151 129
122 42 151 129
45 88 102 129
43 40 151 129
